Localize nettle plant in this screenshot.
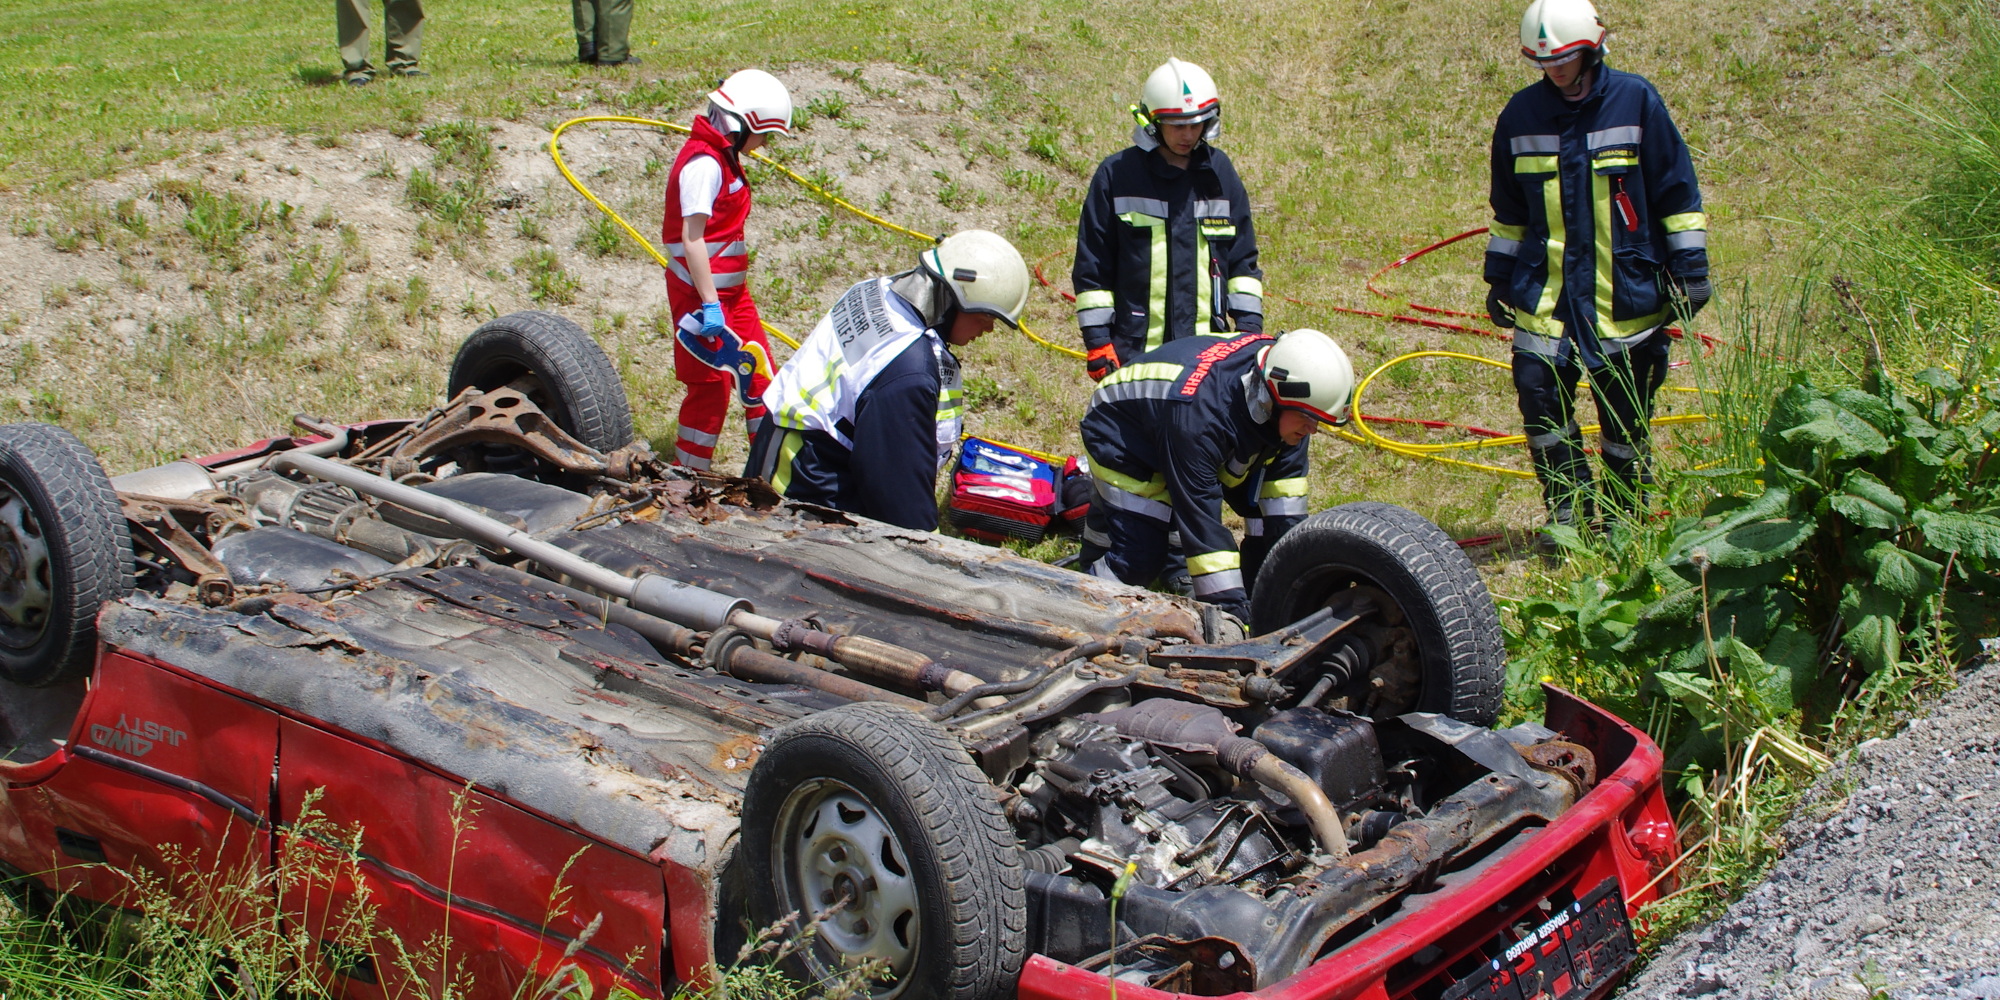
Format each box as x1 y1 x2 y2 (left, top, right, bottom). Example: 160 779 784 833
1512 362 2000 775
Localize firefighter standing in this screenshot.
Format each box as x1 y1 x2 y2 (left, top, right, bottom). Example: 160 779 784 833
1486 0 1711 539
1073 58 1265 381
1077 329 1354 621
663 70 792 471
748 231 1031 531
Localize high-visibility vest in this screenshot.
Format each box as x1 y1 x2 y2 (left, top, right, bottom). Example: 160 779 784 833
662 116 753 317
762 277 964 470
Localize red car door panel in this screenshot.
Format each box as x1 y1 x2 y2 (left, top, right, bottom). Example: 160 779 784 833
276 719 666 998
1 650 277 915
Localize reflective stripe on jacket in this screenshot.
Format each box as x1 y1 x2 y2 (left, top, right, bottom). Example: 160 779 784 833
662 116 754 318
1484 66 1708 363
760 277 963 468
1073 139 1264 364
1078 332 1308 603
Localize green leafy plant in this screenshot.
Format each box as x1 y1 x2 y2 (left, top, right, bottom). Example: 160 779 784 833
515 249 580 305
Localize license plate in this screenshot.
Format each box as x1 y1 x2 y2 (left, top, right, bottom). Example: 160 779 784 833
1441 877 1637 1000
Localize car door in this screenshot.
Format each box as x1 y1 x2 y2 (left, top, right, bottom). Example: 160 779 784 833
0 649 279 924
275 719 667 999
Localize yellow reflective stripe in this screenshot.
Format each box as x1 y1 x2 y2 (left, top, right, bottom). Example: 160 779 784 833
772 430 805 495
1100 361 1183 387
1490 222 1527 241
1593 155 1638 168
1200 225 1237 238
1259 476 1309 499
1226 276 1263 296
1194 229 1212 333
1220 467 1249 488
1530 174 1565 334
1663 211 1709 233
1187 550 1241 576
937 386 963 420
1075 289 1115 311
1147 217 1169 351
1515 155 1559 173
1593 172 1616 326
1604 308 1668 337
1090 462 1169 498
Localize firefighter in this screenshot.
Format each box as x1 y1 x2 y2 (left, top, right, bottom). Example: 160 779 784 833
1486 0 1711 541
663 69 792 471
1073 57 1264 382
747 231 1030 531
1077 328 1354 621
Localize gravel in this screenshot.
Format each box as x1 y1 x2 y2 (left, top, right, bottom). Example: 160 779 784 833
1619 651 2000 999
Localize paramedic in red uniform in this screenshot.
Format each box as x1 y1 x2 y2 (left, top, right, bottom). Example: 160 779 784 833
662 69 793 470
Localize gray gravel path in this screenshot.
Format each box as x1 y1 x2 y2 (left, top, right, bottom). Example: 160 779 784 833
1619 654 2000 999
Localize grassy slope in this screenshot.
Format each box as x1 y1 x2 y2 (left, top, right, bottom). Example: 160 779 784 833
0 1 1957 554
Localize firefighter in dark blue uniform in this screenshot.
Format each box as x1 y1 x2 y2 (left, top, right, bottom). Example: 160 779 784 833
1486 0 1711 539
1077 329 1354 620
1073 57 1264 381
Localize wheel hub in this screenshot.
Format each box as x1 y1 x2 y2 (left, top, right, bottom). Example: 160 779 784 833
0 488 51 632
777 781 920 992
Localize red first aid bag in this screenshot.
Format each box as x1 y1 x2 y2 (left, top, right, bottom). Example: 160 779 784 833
948 437 1059 543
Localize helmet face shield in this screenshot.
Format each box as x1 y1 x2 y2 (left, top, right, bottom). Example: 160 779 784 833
1523 47 1584 67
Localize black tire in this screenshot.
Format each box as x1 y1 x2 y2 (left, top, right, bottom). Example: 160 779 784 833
1250 501 1504 725
447 311 634 453
0 423 132 687
741 702 1025 1000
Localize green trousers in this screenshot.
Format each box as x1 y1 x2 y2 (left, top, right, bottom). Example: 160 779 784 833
572 0 633 64
337 0 425 78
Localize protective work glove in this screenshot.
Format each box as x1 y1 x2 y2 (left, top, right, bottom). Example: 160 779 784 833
1086 343 1121 382
1674 276 1712 318
1485 285 1515 329
699 300 731 343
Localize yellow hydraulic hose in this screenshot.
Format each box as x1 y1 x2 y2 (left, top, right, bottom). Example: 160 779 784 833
1330 350 1714 478
548 116 1082 357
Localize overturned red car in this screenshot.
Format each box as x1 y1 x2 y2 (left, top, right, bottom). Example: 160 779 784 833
0 311 1676 1000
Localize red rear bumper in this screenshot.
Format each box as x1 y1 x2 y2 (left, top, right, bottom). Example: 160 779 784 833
1016 685 1677 1000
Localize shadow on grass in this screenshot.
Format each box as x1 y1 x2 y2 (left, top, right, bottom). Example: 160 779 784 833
295 66 341 87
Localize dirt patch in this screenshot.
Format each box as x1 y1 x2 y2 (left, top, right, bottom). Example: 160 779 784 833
1619 648 2000 1000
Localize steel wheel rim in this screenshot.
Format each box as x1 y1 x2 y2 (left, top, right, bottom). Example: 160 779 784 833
772 777 920 995
0 484 51 648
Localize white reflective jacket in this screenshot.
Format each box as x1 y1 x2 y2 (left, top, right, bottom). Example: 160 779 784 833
761 277 964 470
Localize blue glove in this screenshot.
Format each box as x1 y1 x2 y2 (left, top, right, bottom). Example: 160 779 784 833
699 301 729 340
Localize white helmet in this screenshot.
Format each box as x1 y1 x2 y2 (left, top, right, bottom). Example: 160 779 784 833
1520 0 1606 67
1139 58 1221 137
923 230 1030 329
707 69 793 136
1260 329 1355 425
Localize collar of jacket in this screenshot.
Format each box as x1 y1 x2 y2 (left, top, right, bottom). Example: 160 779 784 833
685 114 744 175
1538 62 1613 110
1142 140 1213 179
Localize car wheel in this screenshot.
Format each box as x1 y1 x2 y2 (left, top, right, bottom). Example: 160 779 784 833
0 423 132 687
741 702 1025 1000
1249 501 1504 726
447 310 634 455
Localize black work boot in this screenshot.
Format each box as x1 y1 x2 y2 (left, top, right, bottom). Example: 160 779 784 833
578 41 597 64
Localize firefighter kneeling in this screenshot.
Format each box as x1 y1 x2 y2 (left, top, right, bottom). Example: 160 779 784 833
1077 328 1354 623
748 230 1030 531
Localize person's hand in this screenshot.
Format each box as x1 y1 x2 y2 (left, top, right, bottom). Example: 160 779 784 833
1086 343 1120 382
1485 285 1515 329
699 301 730 343
1675 276 1712 317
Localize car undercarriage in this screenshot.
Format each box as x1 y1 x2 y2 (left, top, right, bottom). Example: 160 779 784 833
0 311 1676 1000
